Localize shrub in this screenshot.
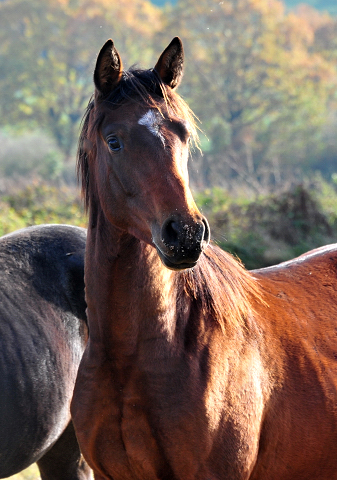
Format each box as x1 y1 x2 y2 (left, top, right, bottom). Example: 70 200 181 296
195 183 337 269
0 181 86 235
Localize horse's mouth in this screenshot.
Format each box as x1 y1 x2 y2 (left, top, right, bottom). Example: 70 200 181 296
156 247 199 271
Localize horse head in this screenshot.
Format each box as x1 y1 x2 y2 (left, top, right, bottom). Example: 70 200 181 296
79 37 210 270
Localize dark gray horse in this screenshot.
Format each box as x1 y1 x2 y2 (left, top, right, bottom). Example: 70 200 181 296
0 224 91 479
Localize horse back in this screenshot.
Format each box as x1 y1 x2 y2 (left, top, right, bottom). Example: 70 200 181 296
0 224 87 476
254 243 337 337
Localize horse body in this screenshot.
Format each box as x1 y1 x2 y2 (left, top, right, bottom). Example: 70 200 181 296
73 232 267 480
74 233 337 480
0 224 91 479
250 246 337 479
72 37 337 479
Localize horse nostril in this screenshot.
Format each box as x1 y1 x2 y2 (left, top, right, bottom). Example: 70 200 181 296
202 217 211 247
161 216 210 254
161 219 180 250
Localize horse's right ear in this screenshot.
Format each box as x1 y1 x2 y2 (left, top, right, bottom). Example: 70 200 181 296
94 39 123 98
154 37 184 89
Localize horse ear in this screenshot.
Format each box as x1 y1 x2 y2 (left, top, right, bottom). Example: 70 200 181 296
94 39 123 97
154 37 184 90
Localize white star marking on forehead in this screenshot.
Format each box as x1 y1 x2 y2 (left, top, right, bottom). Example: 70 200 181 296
138 110 165 146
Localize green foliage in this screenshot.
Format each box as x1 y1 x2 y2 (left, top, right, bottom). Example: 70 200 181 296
195 180 337 269
2 178 336 272
0 182 86 237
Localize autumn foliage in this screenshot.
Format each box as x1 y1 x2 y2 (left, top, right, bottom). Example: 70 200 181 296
0 0 336 188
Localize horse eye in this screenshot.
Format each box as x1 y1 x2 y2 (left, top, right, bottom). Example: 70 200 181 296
107 136 122 152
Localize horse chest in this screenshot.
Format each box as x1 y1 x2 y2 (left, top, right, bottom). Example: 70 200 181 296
91 409 213 480
76 366 205 479
75 349 264 480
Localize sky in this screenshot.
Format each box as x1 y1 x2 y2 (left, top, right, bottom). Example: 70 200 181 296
150 0 336 14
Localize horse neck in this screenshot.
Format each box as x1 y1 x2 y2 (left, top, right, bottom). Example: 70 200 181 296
84 212 184 358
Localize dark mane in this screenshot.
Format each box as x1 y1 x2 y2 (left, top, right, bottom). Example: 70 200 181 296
182 244 263 332
77 67 199 211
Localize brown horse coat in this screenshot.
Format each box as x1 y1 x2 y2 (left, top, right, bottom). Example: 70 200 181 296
71 38 337 480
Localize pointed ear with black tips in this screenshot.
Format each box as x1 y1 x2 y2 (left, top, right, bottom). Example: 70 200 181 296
94 39 123 98
154 37 184 90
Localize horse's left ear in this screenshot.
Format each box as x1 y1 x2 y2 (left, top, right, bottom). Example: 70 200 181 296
94 39 123 98
154 37 184 90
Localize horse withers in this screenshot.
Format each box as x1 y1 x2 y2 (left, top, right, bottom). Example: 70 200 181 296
72 37 337 480
0 224 91 480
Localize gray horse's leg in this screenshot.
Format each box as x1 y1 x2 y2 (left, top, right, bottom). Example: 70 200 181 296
37 422 91 480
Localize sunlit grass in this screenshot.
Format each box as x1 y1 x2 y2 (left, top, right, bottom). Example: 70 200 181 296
7 464 40 480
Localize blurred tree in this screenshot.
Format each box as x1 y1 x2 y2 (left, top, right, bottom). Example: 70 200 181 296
306 12 337 178
252 8 335 186
1 0 336 190
160 0 334 191
0 0 161 162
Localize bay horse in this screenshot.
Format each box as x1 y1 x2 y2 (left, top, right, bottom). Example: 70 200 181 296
0 224 91 479
71 37 337 480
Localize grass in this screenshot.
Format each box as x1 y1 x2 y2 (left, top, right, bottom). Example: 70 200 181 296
7 464 40 480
